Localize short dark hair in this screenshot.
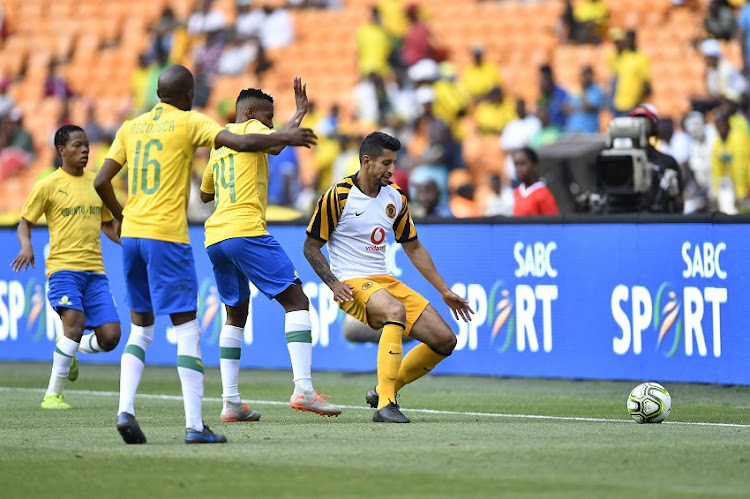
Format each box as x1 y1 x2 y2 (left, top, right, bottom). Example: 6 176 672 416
517 146 538 165
236 88 273 108
54 125 85 153
359 131 401 163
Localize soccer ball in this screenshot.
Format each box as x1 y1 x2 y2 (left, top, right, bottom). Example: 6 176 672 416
626 382 671 424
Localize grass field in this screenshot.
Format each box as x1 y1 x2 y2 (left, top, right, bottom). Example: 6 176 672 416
1 362 749 498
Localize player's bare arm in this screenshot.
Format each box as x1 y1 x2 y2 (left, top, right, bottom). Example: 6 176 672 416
94 159 125 222
401 239 474 322
303 236 354 302
265 77 309 155
102 220 122 245
215 126 317 154
11 218 35 272
200 191 214 203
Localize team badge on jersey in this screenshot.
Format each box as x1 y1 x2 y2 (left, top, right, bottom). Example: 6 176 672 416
386 203 397 218
362 281 373 290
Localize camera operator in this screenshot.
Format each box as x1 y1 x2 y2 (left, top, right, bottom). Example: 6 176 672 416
582 104 684 214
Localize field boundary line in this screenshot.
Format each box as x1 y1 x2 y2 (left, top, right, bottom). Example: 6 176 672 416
2 386 748 428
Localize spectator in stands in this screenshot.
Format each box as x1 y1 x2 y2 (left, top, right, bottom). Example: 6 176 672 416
260 4 295 49
705 0 736 41
537 64 568 129
500 98 541 185
187 0 227 36
511 147 559 216
412 178 451 217
236 0 265 38
357 7 391 78
44 60 74 99
699 39 747 110
432 62 469 168
459 46 502 103
450 183 483 218
149 7 186 65
353 72 392 126
0 77 15 119
217 33 258 76
572 0 610 44
474 86 517 135
564 65 604 133
556 0 581 44
267 144 300 207
401 3 433 67
711 112 748 213
331 134 362 180
529 107 561 149
82 102 106 144
611 30 651 116
379 0 409 42
0 108 35 180
683 110 717 212
606 27 627 113
483 173 514 216
194 29 225 80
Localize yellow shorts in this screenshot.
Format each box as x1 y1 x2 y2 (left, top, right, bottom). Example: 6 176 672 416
340 275 429 336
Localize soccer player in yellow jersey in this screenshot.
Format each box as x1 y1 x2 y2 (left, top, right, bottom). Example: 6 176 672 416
200 80 341 421
304 132 474 423
94 65 316 444
11 125 122 410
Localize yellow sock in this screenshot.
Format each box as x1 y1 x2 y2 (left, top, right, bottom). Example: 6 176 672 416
375 321 405 408
395 343 447 392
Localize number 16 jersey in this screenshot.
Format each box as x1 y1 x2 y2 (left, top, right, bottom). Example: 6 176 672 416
306 175 417 281
106 103 225 244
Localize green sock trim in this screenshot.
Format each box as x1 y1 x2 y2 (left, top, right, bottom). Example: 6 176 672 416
220 347 241 360
285 330 312 343
89 334 97 352
54 346 73 358
177 355 205 373
123 344 146 362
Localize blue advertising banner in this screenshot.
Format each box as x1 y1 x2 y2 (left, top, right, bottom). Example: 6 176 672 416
1 222 748 385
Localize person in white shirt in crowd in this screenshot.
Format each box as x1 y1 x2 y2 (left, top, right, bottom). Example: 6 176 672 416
187 0 227 36
499 99 541 185
261 4 295 49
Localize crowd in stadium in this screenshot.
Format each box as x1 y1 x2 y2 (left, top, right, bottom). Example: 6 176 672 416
3 0 750 219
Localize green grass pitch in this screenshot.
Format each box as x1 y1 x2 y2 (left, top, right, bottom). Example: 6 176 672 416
1 362 748 498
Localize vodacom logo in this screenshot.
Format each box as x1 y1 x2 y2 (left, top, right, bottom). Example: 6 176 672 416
371 227 386 245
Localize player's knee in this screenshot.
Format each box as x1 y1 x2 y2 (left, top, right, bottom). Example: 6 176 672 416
383 302 406 325
279 286 309 312
433 332 457 357
226 307 248 327
98 333 120 352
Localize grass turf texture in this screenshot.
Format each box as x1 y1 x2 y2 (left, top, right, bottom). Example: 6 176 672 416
1 362 749 498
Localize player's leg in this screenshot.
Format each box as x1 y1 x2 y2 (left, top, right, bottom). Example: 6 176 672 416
79 273 121 353
206 240 260 422
151 240 224 443
116 238 153 443
396 303 457 393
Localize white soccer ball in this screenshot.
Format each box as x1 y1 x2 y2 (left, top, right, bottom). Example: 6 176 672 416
626 382 671 424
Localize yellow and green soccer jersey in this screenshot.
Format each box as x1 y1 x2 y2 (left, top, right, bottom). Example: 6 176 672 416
106 103 225 244
200 119 273 247
21 169 113 277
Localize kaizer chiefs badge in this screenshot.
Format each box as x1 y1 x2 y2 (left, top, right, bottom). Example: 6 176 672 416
362 281 373 290
386 203 397 218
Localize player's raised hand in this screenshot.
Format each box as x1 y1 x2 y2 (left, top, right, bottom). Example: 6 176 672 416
293 77 308 115
329 281 355 303
10 246 35 272
441 289 474 322
286 127 317 148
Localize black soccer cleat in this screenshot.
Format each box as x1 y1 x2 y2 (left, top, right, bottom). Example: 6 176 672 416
373 401 410 423
116 412 147 444
185 423 228 444
365 386 379 408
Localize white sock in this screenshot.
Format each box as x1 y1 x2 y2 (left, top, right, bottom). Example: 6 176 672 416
219 325 243 404
78 333 103 354
118 324 153 416
46 336 79 396
285 310 314 393
175 319 204 431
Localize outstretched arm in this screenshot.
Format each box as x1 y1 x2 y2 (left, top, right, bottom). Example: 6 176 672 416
214 127 316 153
303 236 354 303
11 218 35 272
401 239 474 322
94 159 125 222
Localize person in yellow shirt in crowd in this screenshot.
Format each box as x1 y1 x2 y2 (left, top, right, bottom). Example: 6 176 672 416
459 46 502 103
711 112 749 213
432 61 471 165
378 0 409 41
95 65 317 445
11 125 122 410
474 86 517 135
357 7 392 78
199 79 342 423
612 30 652 116
573 0 610 43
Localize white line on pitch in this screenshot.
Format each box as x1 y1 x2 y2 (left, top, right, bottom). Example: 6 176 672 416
1 386 748 428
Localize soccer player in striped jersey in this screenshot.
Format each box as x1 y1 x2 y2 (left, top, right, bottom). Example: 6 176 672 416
199 79 341 421
11 125 122 410
303 131 474 423
95 65 316 444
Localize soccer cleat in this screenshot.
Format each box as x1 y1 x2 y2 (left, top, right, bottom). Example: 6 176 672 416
55 336 78 382
117 412 147 444
373 401 410 423
185 423 227 444
365 386 379 408
41 394 71 410
290 389 342 417
221 401 261 422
